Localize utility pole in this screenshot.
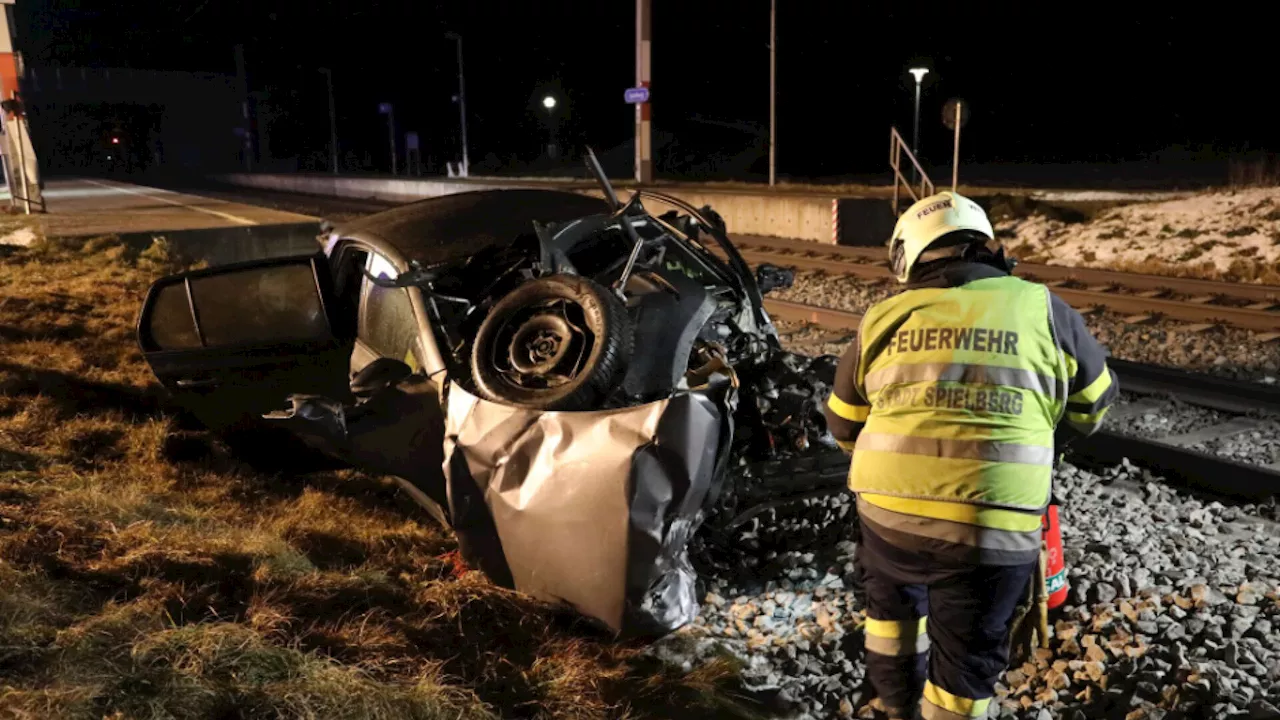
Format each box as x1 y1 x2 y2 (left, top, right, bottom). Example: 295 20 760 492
952 101 961 191
1 0 42 213
445 32 469 177
379 102 397 175
319 67 338 174
234 44 253 172
635 0 652 184
768 0 776 187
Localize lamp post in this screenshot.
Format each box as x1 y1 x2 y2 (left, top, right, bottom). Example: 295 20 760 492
542 95 558 158
445 32 469 176
769 0 777 187
378 102 396 175
908 67 929 183
318 67 339 174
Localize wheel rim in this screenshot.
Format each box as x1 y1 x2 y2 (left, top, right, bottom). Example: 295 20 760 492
489 298 594 392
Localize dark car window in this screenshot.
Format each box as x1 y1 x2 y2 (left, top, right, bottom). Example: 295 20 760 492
144 262 331 351
360 253 418 361
331 246 369 337
147 281 202 350
190 263 331 347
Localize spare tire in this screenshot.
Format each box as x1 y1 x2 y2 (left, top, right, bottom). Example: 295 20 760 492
470 274 632 411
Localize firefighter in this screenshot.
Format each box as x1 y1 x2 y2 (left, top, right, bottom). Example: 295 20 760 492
823 191 1117 720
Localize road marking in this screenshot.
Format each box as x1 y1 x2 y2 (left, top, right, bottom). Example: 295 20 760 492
83 179 258 226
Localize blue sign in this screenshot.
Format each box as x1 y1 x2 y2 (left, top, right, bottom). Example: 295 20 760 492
624 87 650 104
378 102 393 114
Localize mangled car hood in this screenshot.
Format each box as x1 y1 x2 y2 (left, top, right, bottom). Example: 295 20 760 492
442 379 736 637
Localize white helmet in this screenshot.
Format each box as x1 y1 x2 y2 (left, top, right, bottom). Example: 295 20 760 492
888 191 996 283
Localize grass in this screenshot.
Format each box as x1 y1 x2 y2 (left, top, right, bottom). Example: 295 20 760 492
0 236 762 720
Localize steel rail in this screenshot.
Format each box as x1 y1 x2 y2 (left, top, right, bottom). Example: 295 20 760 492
743 247 1280 332
734 236 1280 304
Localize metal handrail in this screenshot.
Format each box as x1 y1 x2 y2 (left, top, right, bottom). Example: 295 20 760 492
889 126 934 216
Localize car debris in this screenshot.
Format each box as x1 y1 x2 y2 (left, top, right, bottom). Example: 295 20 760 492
133 148 849 637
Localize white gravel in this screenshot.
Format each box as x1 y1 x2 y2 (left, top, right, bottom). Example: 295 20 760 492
1187 422 1280 468
1110 395 1232 440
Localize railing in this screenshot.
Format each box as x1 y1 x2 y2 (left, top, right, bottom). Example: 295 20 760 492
889 126 934 216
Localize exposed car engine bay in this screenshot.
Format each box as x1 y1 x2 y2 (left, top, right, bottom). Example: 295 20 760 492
357 153 850 576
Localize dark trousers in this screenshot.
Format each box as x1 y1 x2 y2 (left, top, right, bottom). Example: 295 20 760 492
855 521 1035 719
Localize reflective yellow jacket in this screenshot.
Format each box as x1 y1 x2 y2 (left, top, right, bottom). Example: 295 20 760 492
824 262 1117 564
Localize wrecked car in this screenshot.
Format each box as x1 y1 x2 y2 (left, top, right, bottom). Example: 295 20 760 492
135 155 849 636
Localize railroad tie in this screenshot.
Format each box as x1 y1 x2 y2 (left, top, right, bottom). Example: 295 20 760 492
1159 417 1263 447
1108 398 1169 422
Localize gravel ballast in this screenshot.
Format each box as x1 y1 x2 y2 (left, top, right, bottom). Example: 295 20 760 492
667 462 1280 720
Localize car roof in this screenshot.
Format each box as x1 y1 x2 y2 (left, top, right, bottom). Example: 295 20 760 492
334 188 611 266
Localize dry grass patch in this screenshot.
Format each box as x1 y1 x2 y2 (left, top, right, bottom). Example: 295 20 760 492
0 236 761 719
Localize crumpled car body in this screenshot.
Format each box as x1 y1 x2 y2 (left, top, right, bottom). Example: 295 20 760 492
135 186 846 636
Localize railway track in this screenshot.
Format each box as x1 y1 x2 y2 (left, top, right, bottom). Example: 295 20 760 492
733 236 1280 334
763 297 1280 502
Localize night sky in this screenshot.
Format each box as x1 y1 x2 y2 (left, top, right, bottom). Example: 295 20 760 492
12 1 1280 180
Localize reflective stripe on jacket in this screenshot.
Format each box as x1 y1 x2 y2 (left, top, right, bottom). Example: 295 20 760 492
850 275 1068 540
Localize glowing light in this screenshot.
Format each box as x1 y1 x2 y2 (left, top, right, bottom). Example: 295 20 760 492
111 137 120 144
542 95 557 110
909 67 929 83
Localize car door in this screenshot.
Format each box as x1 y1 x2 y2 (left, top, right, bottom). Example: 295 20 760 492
136 252 355 467
340 249 449 520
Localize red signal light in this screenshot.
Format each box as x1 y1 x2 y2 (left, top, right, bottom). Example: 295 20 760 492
111 137 120 144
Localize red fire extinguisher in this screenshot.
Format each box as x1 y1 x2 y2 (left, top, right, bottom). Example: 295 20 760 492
1043 504 1068 610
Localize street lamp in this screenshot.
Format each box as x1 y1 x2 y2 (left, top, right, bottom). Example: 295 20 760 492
541 95 559 158
908 67 929 182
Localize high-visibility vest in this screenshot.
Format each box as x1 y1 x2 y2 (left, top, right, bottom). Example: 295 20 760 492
849 276 1069 535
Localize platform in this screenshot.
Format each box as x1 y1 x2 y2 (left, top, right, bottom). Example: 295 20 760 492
33 178 318 239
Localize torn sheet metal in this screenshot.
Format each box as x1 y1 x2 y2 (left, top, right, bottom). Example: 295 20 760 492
264 376 451 525
442 381 734 637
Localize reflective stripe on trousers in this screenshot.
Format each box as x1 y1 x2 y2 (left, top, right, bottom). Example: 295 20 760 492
858 498 1043 556
922 681 991 720
864 616 930 656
